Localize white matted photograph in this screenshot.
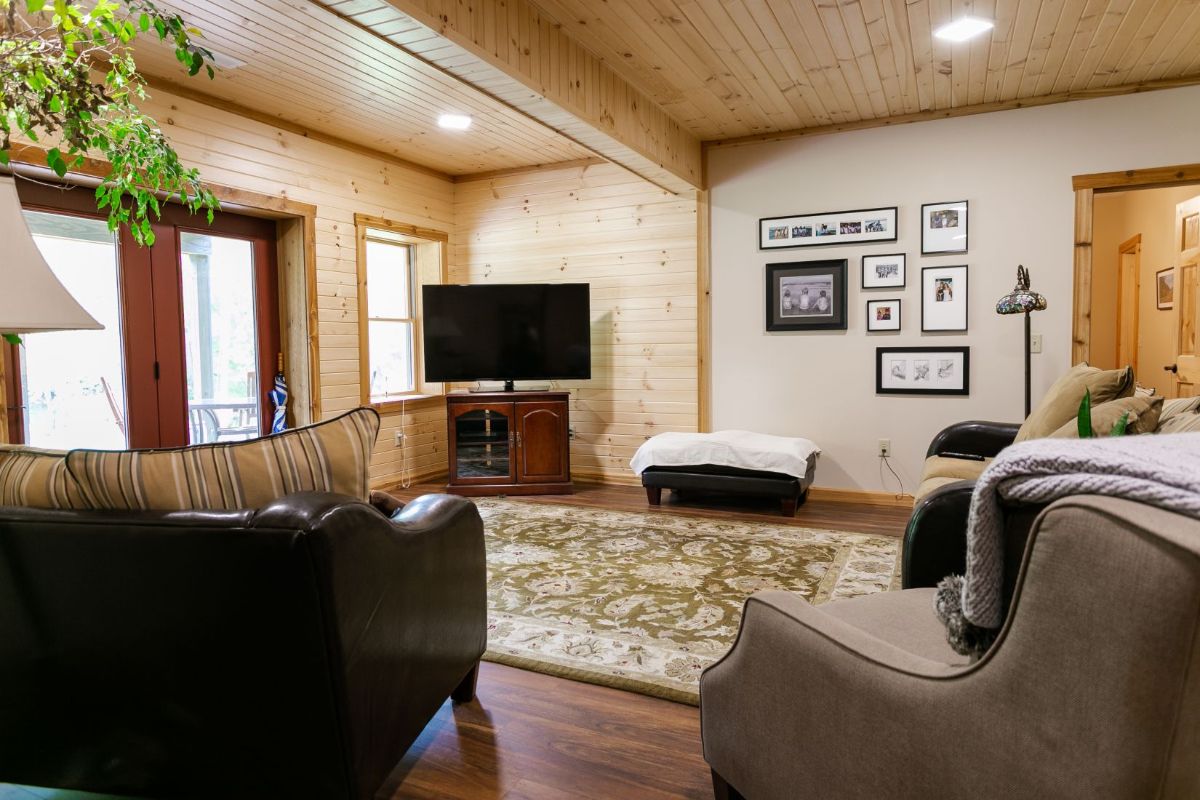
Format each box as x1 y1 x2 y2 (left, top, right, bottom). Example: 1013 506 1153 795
759 207 898 249
921 200 968 254
876 347 969 395
922 265 969 332
861 253 906 288
866 298 902 332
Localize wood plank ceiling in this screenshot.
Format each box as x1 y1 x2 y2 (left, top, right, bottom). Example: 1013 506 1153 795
522 0 1200 143
131 0 595 176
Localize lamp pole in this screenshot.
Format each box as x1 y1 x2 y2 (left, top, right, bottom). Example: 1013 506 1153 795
1024 310 1032 417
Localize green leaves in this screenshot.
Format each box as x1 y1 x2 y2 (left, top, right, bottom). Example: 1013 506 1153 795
1077 390 1093 439
2 0 220 244
1111 412 1131 437
1076 388 1132 437
2 334 22 346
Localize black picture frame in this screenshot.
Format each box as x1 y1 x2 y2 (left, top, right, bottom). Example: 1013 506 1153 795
766 259 848 331
876 346 970 395
921 265 969 332
1156 267 1175 310
861 253 906 289
760 207 898 250
866 298 902 332
921 200 969 255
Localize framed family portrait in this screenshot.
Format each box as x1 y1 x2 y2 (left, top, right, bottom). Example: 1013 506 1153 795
876 346 970 395
1157 267 1175 310
862 253 906 288
760 207 897 249
922 200 968 254
765 259 848 331
866 299 901 332
922 265 968 332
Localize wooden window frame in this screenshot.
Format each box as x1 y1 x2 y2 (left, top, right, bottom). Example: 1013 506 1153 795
354 214 448 414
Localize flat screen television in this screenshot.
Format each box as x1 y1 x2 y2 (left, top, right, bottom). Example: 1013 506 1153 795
422 283 591 390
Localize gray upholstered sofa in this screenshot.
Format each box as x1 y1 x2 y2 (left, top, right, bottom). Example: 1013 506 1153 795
700 496 1200 800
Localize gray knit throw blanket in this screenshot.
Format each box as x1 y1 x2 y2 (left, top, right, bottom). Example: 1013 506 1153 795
935 433 1200 657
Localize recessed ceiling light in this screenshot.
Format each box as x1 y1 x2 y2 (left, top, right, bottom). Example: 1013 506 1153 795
934 16 994 42
206 49 245 70
438 113 472 131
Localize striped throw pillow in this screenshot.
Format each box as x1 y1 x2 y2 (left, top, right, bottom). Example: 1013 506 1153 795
0 445 87 509
66 408 380 511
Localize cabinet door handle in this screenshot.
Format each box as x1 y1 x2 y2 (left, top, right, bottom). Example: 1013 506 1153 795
515 431 522 448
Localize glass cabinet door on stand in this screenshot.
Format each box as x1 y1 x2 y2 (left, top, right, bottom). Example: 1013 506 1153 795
449 403 515 484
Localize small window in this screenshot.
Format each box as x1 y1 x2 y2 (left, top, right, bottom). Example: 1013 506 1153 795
363 229 416 398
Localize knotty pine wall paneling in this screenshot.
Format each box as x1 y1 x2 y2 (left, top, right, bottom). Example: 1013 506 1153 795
453 161 700 484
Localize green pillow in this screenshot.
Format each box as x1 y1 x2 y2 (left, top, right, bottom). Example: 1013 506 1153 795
1015 363 1134 442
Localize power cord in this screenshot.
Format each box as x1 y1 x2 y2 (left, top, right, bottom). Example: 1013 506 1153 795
399 396 411 490
878 453 912 502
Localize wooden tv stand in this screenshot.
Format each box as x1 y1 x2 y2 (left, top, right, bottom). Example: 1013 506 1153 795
445 391 573 496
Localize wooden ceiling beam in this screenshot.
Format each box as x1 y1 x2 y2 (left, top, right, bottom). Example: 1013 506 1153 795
377 0 703 195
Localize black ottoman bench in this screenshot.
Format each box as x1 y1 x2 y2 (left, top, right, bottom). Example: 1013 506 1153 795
641 464 813 517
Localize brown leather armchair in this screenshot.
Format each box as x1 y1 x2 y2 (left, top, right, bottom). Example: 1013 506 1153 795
701 496 1200 800
0 491 487 800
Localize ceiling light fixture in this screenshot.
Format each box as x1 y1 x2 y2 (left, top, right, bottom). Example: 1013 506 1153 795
206 49 245 70
933 16 994 42
437 113 472 131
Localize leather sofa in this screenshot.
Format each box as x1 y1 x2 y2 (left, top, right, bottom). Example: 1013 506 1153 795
903 420 1020 588
0 491 487 800
701 496 1200 800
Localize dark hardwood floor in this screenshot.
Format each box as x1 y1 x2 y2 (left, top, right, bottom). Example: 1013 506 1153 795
378 480 910 799
383 479 911 538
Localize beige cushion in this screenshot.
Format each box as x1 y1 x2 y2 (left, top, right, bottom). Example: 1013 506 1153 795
67 408 380 511
821 588 970 666
1158 411 1200 434
0 446 87 509
914 475 968 502
1161 396 1200 422
1015 363 1134 442
921 455 992 483
1049 396 1163 438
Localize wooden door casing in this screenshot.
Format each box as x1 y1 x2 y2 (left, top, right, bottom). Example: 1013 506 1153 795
1174 196 1200 397
515 401 570 484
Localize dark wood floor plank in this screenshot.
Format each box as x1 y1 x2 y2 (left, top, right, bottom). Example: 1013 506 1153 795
378 482 910 799
382 480 911 538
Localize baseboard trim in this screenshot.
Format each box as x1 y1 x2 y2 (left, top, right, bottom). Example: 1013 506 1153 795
807 487 914 508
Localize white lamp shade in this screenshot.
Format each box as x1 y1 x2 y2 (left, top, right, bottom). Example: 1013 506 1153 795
1 175 103 333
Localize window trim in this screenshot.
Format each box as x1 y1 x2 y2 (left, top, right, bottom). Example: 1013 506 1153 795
354 214 448 410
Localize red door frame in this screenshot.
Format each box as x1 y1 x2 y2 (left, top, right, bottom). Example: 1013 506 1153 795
5 181 280 448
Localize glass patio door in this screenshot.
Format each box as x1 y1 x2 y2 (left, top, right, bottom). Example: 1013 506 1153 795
180 232 263 444
18 210 128 450
5 180 279 450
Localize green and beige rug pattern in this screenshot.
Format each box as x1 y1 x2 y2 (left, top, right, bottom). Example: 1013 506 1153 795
477 499 901 704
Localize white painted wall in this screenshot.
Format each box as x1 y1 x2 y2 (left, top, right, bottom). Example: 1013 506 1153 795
708 86 1200 493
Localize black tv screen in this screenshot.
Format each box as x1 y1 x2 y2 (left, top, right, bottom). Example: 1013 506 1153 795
422 283 591 383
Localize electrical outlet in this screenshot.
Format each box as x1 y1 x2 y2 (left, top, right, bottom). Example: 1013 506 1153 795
394 431 405 447
1030 334 1043 354
878 439 891 458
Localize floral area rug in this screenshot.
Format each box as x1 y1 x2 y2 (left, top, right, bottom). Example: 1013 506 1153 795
478 498 901 705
